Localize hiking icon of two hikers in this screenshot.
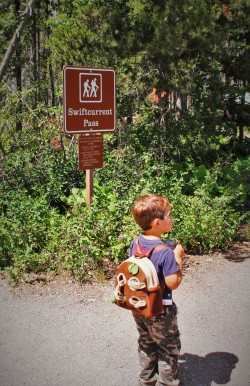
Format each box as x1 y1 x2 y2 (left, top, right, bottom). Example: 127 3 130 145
83 78 99 98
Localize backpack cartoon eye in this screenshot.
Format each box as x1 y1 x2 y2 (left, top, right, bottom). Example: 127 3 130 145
112 238 168 318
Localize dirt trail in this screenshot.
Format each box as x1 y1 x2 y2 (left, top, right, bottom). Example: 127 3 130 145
0 241 249 386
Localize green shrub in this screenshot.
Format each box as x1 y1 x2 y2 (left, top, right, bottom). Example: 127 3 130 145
169 189 241 252
0 145 247 282
0 190 62 274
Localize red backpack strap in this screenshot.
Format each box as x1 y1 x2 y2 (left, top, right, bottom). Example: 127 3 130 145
134 237 168 259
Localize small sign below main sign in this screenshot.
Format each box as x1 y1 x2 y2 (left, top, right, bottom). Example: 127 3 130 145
63 66 116 134
78 134 103 170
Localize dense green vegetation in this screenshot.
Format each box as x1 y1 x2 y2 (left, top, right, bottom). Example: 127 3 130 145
0 0 249 283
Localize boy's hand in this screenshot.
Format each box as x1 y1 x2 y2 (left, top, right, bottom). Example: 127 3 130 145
173 244 185 272
173 243 185 259
165 243 185 290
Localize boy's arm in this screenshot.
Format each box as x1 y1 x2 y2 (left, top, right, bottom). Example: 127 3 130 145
164 244 185 290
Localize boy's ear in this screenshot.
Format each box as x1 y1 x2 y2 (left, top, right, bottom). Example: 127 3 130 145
151 218 160 227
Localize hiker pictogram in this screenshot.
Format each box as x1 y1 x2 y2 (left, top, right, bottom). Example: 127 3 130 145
83 79 91 98
79 73 102 103
90 78 99 97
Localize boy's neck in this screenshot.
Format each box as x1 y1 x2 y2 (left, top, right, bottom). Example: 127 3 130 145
142 231 162 240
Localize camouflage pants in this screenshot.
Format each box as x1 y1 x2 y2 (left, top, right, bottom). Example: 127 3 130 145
132 303 181 386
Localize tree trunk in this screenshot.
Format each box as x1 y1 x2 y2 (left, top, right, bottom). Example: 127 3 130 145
45 0 55 106
32 3 38 108
14 0 22 131
0 0 37 82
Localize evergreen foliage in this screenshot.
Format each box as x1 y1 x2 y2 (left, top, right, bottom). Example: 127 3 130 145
0 0 249 282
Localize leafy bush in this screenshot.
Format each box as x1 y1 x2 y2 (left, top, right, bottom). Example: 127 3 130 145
0 190 62 274
168 188 241 252
0 126 248 282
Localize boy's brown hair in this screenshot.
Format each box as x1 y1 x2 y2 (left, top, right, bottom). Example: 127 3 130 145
132 194 170 231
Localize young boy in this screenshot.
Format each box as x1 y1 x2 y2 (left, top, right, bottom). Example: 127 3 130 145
130 194 185 386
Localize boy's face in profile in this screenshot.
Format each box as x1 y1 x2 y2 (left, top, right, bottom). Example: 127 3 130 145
151 206 173 234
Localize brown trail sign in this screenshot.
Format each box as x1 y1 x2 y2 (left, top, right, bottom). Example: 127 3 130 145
63 66 116 134
63 66 116 204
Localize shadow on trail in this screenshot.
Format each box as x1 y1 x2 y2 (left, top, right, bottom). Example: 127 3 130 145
179 352 238 386
223 241 250 263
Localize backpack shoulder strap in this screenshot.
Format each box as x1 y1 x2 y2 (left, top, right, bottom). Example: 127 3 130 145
134 237 168 259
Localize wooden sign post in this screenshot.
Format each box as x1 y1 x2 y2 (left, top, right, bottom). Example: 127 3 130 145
63 66 116 204
86 169 94 205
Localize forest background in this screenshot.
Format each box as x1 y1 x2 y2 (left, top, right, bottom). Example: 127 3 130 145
0 0 249 284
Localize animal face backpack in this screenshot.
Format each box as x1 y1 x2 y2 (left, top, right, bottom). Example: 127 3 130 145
112 238 168 318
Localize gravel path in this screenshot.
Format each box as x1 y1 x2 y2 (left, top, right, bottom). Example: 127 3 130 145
0 242 249 386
